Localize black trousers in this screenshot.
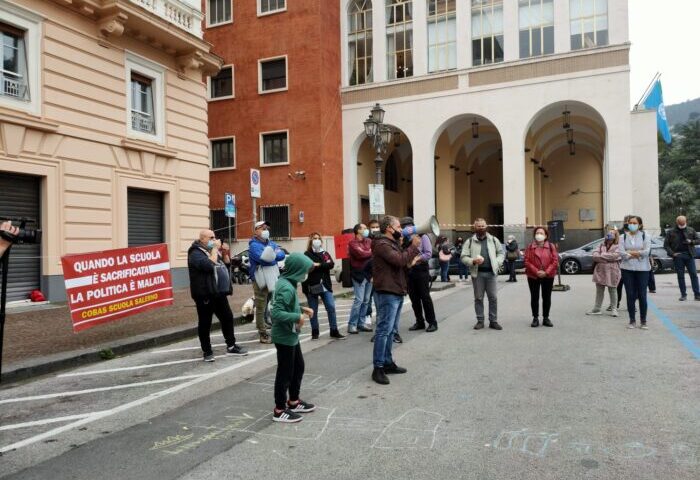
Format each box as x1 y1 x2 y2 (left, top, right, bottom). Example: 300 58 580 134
527 277 554 318
195 295 236 355
408 269 436 326
617 278 624 308
274 343 305 410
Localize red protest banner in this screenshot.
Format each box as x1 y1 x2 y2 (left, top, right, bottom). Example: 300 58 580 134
333 233 354 260
61 244 174 332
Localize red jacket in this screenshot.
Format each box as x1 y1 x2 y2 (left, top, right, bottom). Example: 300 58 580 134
524 241 559 279
348 237 372 270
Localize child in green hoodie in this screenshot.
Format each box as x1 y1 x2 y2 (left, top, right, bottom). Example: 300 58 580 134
271 252 317 423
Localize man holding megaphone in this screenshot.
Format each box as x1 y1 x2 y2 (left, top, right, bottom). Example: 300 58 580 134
400 217 438 333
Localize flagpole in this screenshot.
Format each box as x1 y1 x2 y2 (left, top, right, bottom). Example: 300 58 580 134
634 72 661 110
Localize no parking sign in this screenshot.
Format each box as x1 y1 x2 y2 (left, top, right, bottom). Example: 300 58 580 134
250 169 261 198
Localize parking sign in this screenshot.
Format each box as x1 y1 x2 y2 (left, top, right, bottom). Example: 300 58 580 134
224 193 236 218
250 169 261 198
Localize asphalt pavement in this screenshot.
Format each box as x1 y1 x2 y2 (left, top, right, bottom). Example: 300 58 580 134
0 274 698 480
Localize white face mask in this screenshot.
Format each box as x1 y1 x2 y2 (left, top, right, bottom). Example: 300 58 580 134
312 239 322 249
535 234 546 242
260 230 270 240
678 224 687 229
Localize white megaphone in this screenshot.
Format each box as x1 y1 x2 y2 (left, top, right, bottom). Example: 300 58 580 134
402 216 441 238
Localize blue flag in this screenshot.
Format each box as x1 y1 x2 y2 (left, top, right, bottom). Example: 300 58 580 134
642 80 672 144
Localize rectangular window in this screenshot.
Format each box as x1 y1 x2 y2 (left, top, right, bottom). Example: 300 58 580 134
261 131 288 165
260 205 290 240
208 0 232 26
519 0 554 59
570 0 608 50
0 22 29 101
348 0 373 85
211 138 235 169
427 0 456 73
259 0 286 15
210 209 237 244
130 72 155 135
259 56 287 93
387 1 413 79
471 0 504 66
209 65 233 99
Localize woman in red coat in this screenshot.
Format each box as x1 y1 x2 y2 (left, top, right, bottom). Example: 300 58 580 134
524 226 559 328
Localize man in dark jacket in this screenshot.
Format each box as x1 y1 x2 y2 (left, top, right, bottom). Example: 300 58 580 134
664 216 700 301
188 229 248 362
371 216 421 385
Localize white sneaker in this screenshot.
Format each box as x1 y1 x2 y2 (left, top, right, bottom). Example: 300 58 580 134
586 310 602 316
364 315 372 327
610 309 619 317
627 323 636 329
640 324 649 330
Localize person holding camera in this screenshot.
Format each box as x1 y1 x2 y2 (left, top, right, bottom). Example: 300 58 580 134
401 217 438 333
0 221 20 258
271 253 317 423
664 215 700 301
187 229 248 362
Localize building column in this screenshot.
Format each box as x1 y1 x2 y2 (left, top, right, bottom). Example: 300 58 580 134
604 112 634 226
554 0 570 54
372 1 387 83
502 133 527 243
502 0 518 62
456 0 471 69
412 139 435 222
412 0 427 77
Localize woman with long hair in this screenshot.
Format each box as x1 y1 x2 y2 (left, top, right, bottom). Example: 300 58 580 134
301 233 345 340
618 216 652 329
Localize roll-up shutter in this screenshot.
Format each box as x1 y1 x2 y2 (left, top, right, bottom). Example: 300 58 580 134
127 188 164 247
0 173 41 302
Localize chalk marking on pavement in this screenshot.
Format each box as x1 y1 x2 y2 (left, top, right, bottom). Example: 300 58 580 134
57 350 274 377
0 375 204 405
0 330 328 454
648 300 700 360
0 412 111 431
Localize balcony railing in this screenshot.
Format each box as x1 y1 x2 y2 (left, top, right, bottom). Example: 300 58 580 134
131 110 155 134
1 71 28 100
129 0 203 38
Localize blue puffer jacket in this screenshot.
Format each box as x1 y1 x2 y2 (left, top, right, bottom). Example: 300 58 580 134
248 236 286 280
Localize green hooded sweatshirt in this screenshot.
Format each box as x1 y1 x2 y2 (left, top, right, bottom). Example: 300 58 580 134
271 253 313 346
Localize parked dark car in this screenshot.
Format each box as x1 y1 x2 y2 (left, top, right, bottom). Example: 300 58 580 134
558 236 673 274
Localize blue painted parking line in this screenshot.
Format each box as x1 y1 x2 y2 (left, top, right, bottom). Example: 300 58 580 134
648 300 700 360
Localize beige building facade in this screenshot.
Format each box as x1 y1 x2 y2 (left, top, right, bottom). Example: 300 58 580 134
0 0 220 302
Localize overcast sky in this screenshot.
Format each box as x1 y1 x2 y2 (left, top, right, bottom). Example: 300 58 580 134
629 0 700 107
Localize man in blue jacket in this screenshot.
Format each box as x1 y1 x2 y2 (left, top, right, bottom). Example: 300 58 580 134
249 221 286 343
187 229 248 362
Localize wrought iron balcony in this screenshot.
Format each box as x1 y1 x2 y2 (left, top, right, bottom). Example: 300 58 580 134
131 110 155 134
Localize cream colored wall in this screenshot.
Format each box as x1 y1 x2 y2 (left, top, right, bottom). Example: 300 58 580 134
356 140 412 218
0 0 210 278
541 148 603 229
435 134 455 224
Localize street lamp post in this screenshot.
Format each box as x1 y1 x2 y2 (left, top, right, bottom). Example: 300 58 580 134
363 103 394 219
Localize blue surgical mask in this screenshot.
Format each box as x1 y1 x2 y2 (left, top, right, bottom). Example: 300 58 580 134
206 240 215 250
628 224 639 232
261 230 270 240
362 229 369 238
606 232 614 241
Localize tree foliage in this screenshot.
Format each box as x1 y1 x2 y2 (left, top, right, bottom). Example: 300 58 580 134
658 119 700 227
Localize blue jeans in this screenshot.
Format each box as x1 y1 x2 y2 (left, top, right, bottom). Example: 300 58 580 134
458 261 468 279
373 292 403 368
621 269 649 323
305 290 337 331
440 261 450 282
349 278 372 327
673 253 700 297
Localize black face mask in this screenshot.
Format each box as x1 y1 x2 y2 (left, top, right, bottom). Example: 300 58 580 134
392 229 402 241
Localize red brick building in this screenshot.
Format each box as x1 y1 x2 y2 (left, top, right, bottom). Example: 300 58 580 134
203 0 343 248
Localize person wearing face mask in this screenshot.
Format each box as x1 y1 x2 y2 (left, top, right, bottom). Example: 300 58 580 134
301 233 345 340
364 219 381 329
347 223 374 334
610 215 631 312
249 221 287 343
370 216 421 385
664 215 700 301
187 229 249 362
504 235 519 282
587 228 622 317
618 216 652 329
461 218 505 330
454 237 469 282
524 227 559 327
401 217 438 333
